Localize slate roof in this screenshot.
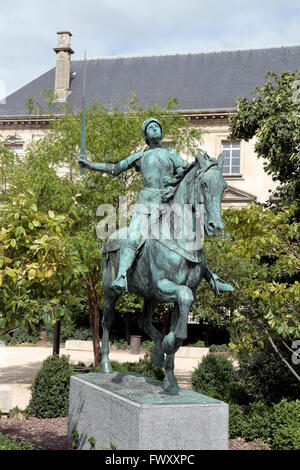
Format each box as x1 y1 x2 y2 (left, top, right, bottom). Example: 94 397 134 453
1 45 300 117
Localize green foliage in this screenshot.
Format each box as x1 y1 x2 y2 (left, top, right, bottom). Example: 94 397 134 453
192 203 300 386
190 340 205 348
100 442 117 450
191 353 245 402
11 326 41 345
112 338 129 350
230 399 300 449
0 432 34 450
0 190 75 335
87 436 96 450
109 351 165 381
7 406 28 420
271 399 300 450
228 70 300 217
229 404 245 438
238 343 300 404
242 402 272 441
46 323 92 343
71 427 79 450
141 340 154 351
27 354 73 418
209 344 228 353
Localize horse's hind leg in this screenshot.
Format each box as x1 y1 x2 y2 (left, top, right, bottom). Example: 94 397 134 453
100 291 118 373
139 300 164 368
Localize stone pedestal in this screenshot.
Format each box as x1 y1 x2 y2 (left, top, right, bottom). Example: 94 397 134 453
0 385 13 413
68 372 228 450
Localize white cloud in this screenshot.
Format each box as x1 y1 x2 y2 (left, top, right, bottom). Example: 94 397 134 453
1 0 300 95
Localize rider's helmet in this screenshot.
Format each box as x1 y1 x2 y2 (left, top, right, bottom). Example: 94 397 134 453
141 118 163 145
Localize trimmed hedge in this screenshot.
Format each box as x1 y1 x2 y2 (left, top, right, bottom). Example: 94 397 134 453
271 399 300 450
26 354 74 418
191 353 249 403
229 399 300 449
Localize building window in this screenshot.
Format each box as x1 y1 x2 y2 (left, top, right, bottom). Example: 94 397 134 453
10 144 24 161
221 141 240 174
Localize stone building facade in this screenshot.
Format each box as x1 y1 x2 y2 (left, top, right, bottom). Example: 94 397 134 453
1 31 299 206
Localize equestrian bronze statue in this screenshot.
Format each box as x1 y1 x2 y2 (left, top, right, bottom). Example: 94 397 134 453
79 118 233 394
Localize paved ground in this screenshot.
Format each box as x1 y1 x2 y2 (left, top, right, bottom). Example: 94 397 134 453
0 345 205 410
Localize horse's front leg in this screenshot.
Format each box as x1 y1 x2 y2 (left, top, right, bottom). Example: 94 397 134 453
157 279 194 354
100 292 117 373
162 304 183 394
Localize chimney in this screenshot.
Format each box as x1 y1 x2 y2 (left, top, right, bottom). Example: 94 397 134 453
53 31 74 101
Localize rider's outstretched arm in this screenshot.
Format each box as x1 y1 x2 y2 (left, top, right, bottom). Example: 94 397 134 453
80 151 143 176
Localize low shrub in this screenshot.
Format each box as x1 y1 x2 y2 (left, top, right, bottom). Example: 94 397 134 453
229 404 245 438
0 432 34 450
110 351 164 381
72 327 93 341
209 344 228 353
7 406 28 420
10 327 40 345
191 353 242 402
271 399 300 450
112 338 129 350
26 354 74 418
141 340 154 351
242 402 272 441
229 399 300 449
191 340 205 348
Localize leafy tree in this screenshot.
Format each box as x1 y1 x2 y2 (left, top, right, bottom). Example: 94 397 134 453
192 203 300 383
0 189 75 336
228 70 300 218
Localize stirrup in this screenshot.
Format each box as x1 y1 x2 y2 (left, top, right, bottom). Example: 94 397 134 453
214 275 234 293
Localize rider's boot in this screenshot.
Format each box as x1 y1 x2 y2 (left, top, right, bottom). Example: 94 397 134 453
111 246 136 293
204 266 234 295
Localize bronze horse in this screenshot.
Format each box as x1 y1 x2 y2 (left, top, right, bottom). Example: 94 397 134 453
100 151 227 394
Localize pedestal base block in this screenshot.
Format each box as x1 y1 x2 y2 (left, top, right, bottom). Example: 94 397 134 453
68 372 228 450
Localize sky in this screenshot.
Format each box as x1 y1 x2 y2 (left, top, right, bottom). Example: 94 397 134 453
1 0 300 98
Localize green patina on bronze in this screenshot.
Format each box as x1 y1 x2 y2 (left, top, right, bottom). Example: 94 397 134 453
76 372 221 405
79 118 233 395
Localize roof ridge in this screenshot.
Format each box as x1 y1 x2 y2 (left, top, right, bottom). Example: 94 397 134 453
73 43 300 61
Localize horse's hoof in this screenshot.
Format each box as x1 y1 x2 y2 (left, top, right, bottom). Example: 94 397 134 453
100 362 113 373
163 377 180 395
151 348 164 367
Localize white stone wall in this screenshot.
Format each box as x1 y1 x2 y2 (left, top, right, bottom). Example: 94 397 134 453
0 117 278 207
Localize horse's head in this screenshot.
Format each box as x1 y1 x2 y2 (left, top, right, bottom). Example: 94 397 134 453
193 150 227 237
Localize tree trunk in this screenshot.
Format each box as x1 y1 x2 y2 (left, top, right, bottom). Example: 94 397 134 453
125 312 130 343
205 324 214 347
92 304 101 368
86 276 102 368
52 321 61 355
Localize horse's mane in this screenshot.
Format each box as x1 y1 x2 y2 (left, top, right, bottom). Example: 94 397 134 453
168 150 218 201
